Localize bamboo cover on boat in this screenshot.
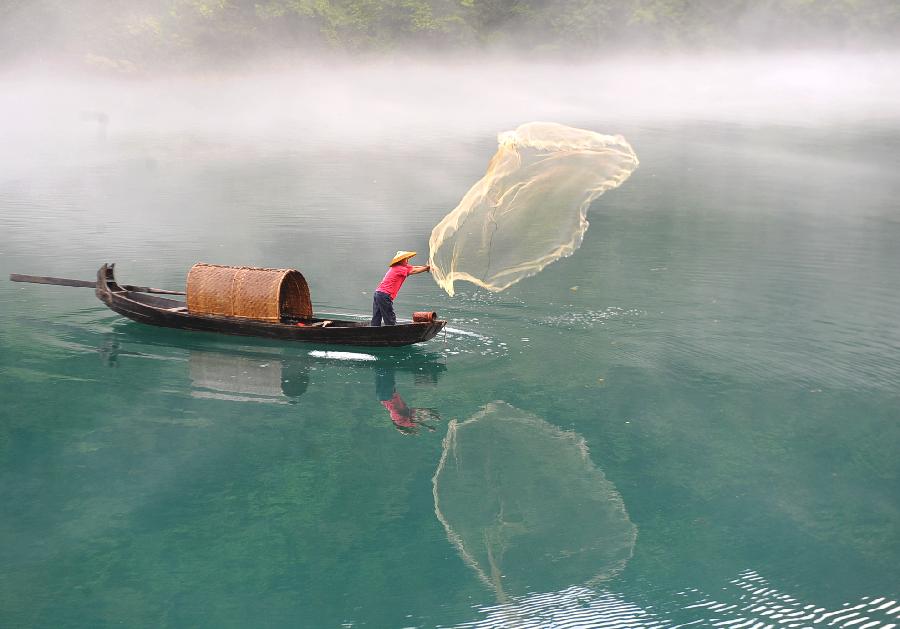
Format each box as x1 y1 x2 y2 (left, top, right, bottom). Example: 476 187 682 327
186 263 312 322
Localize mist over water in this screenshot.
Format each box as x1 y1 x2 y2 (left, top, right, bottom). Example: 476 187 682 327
3 52 899 142
1 49 899 628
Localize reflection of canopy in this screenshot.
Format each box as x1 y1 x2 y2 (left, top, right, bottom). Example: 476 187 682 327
186 263 312 322
189 351 308 403
432 402 636 601
190 351 283 397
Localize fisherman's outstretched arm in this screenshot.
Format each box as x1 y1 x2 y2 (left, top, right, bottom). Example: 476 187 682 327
409 265 431 275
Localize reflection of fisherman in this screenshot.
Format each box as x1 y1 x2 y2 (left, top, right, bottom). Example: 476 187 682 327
375 367 440 435
280 360 310 401
371 250 431 327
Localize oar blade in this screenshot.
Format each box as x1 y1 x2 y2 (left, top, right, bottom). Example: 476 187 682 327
9 274 96 288
10 273 185 296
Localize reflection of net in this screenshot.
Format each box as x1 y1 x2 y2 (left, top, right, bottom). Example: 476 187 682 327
429 122 639 296
432 402 636 601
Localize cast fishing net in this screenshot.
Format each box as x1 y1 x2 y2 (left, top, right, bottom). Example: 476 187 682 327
432 402 636 601
429 122 639 296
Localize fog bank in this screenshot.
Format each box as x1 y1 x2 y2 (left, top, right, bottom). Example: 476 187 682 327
1 53 897 153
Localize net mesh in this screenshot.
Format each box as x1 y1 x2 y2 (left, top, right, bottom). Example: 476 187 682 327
429 122 639 296
432 402 636 601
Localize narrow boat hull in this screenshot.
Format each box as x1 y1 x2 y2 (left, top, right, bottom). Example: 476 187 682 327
95 264 446 347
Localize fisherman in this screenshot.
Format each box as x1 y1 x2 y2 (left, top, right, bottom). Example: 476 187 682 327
371 250 430 327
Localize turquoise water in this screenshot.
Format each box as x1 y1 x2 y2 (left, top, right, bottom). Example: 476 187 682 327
1 65 899 628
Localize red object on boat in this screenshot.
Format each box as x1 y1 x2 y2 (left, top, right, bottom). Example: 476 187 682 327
413 311 437 323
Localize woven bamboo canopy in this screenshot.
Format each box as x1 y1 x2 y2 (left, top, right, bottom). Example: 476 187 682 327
186 263 312 322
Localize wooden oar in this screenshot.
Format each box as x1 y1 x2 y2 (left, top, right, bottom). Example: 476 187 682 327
9 273 186 296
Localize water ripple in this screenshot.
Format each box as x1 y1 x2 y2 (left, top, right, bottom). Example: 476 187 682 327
448 570 900 629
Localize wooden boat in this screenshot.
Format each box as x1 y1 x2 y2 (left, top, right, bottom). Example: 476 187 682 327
10 263 446 347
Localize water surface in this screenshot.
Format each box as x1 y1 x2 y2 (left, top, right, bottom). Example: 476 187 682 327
1 58 899 628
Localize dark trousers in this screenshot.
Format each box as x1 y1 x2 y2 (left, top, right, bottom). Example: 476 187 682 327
371 290 396 326
374 367 396 401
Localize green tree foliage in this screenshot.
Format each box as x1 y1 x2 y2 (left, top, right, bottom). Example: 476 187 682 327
1 0 898 70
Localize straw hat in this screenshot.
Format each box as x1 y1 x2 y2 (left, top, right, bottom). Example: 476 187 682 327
389 250 417 266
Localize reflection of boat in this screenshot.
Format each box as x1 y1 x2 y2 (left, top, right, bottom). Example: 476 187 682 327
432 402 636 601
98 334 446 405
98 337 310 404
189 351 446 406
